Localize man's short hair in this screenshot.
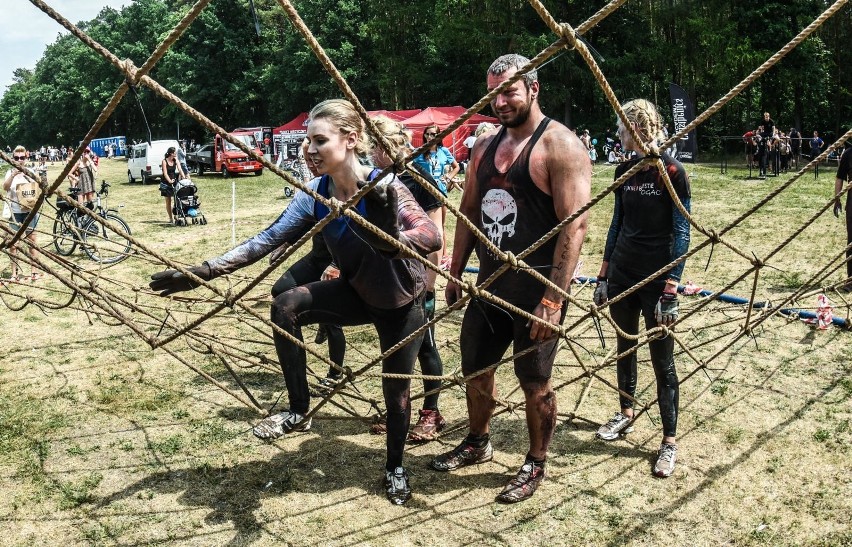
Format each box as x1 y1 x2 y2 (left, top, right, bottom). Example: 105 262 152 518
488 54 537 88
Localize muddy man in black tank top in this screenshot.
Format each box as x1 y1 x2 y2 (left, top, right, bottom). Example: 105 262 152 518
431 54 591 504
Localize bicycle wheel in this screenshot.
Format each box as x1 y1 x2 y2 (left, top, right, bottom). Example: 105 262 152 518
52 210 79 256
82 212 133 265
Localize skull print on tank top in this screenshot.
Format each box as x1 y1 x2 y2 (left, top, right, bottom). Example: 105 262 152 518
475 118 560 310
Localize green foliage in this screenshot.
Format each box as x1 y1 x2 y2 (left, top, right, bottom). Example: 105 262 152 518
0 0 848 149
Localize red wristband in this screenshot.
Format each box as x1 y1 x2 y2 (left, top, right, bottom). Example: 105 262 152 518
540 297 563 311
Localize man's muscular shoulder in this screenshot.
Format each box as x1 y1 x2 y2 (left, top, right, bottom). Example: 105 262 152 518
529 122 589 190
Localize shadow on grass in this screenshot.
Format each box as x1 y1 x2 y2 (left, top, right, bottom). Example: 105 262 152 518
93 418 513 546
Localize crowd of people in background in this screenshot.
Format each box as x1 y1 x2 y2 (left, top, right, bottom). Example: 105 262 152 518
741 112 838 177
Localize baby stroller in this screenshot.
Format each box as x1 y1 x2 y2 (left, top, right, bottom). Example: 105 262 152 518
172 178 206 226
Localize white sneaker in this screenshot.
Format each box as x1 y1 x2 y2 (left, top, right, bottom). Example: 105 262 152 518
252 410 312 440
595 412 635 441
653 442 677 478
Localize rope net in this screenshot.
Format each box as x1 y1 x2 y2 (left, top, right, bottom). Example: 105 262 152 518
1 0 850 434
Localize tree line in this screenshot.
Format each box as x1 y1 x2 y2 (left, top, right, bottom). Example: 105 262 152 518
0 0 848 154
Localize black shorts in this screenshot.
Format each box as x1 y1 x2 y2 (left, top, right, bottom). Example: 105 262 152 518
460 299 565 383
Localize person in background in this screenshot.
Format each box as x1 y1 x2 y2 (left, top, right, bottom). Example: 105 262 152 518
789 127 801 169
593 98 691 479
71 148 98 206
160 146 186 225
3 146 43 282
810 130 825 160
832 143 852 290
413 124 460 270
370 115 448 442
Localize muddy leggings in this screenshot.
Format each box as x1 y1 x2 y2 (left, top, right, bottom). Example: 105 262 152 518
271 251 345 377
271 278 425 471
419 293 443 410
608 280 679 438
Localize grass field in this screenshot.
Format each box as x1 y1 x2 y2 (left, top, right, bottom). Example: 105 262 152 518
0 157 850 546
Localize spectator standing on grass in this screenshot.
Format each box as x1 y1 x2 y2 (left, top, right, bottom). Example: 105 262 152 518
3 146 43 283
413 124 460 270
810 130 825 160
593 98 691 479
743 128 757 169
789 127 801 168
832 144 852 289
149 99 441 505
431 53 590 503
71 148 98 206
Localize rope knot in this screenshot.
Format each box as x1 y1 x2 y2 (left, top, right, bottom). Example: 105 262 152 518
122 58 140 86
327 198 344 218
503 251 520 269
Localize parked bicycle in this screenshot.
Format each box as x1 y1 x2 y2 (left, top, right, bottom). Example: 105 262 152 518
52 181 133 264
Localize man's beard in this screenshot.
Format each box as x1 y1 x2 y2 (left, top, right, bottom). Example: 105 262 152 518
498 100 533 128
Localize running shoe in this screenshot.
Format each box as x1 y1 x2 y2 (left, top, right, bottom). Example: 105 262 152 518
595 412 635 441
653 442 678 478
408 409 446 442
384 466 412 505
369 415 387 435
430 440 493 472
311 375 340 397
252 410 312 440
495 461 545 503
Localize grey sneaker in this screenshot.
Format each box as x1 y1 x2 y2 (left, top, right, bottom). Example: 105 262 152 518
595 412 635 441
653 442 678 478
252 410 312 440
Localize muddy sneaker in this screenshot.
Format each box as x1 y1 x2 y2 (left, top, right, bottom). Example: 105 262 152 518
495 461 545 503
311 375 341 397
595 412 635 441
384 466 412 505
653 442 677 478
369 415 388 435
408 409 446 442
431 440 493 472
252 410 312 440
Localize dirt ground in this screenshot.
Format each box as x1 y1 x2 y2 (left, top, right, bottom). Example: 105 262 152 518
0 160 850 545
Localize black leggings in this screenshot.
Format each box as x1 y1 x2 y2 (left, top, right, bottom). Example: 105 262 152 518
271 252 345 376
608 280 679 438
419 294 443 410
271 278 425 471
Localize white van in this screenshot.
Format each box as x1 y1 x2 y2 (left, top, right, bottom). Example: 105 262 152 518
127 140 181 184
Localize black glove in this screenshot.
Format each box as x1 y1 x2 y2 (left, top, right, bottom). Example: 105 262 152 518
834 200 843 218
354 180 399 253
593 279 608 306
149 263 213 296
654 292 679 325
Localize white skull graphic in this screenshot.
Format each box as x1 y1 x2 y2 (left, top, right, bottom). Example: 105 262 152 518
481 189 517 252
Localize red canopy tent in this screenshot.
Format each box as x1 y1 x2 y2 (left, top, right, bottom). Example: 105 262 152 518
368 109 422 121
271 112 309 168
403 106 499 162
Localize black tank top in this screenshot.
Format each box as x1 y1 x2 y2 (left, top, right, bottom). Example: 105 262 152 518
165 160 178 183
476 117 559 309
